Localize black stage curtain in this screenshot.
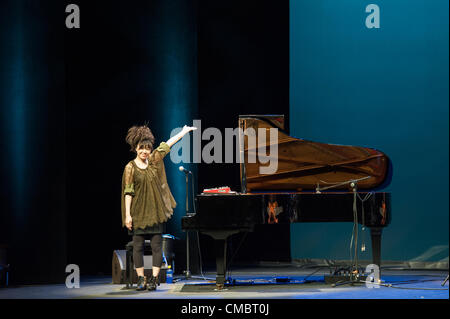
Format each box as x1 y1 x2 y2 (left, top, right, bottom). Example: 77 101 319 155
196 0 290 267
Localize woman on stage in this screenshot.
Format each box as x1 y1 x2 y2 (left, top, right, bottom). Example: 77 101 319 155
121 123 196 291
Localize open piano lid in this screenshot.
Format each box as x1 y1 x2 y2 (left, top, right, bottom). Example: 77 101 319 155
238 115 392 193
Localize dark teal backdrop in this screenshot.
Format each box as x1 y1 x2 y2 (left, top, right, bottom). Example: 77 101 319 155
0 1 67 284
289 0 449 263
0 0 199 282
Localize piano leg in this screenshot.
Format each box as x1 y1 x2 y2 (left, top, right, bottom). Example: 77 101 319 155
370 227 383 274
215 239 227 289
203 230 240 289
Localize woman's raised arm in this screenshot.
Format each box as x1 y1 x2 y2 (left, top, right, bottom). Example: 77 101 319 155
166 125 197 148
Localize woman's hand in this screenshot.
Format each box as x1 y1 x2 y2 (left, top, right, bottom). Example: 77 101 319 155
167 125 197 147
125 215 133 230
182 125 197 134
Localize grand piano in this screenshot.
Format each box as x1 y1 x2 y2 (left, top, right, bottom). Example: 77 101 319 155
182 115 392 288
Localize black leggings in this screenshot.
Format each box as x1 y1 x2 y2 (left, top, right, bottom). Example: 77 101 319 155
132 234 163 268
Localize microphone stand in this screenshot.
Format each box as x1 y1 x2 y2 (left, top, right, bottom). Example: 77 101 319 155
317 176 374 287
332 181 366 287
177 168 212 282
183 171 191 279
442 274 449 287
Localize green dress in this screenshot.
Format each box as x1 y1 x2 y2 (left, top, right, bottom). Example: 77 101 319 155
121 142 177 235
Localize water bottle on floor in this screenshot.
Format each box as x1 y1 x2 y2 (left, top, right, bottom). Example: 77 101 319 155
166 265 173 284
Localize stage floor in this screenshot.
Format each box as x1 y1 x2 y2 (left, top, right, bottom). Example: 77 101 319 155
0 265 448 299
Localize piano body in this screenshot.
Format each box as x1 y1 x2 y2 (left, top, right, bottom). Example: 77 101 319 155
182 115 392 288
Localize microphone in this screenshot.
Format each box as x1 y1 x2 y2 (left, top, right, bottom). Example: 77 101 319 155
179 166 192 174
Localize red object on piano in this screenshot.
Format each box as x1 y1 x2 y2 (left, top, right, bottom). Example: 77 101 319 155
202 186 232 194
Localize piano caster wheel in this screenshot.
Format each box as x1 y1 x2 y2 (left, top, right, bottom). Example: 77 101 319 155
215 284 225 291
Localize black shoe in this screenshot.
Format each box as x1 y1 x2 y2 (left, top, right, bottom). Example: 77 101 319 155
147 275 159 291
136 276 147 291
